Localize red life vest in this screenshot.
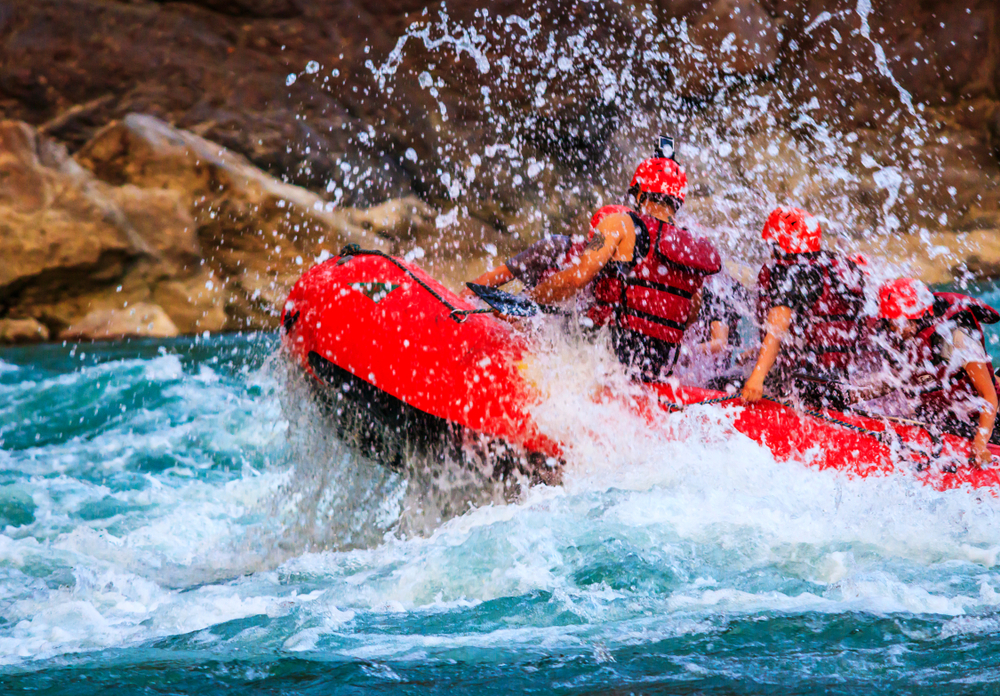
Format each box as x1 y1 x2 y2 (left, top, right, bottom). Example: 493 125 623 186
756 250 865 374
904 293 999 417
589 207 722 346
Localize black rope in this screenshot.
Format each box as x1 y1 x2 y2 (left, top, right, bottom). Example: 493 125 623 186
340 245 492 323
658 394 739 412
658 393 891 441
770 398 894 443
664 394 983 468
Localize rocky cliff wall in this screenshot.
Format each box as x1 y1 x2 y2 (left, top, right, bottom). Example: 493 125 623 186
0 114 437 341
0 0 998 341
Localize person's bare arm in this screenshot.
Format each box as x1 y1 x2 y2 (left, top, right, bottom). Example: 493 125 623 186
686 289 703 329
461 264 515 297
742 305 793 402
705 321 729 354
529 214 631 304
965 360 998 466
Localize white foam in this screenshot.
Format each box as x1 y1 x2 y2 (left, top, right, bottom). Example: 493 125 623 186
143 355 185 382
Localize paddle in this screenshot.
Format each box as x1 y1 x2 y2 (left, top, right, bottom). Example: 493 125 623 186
788 372 933 427
465 283 545 317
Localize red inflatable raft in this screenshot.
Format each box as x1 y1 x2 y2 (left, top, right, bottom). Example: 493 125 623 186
281 247 1000 491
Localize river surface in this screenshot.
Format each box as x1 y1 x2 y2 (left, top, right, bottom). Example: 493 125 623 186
4 286 1000 694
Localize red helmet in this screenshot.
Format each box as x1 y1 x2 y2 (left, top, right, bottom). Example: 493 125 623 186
761 206 822 254
879 278 935 320
629 158 687 207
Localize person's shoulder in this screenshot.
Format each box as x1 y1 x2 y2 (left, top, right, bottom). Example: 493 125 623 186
590 204 633 227
597 211 636 225
789 253 825 275
535 235 573 253
595 211 638 240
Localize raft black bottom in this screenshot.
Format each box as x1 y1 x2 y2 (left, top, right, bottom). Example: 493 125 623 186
306 351 559 485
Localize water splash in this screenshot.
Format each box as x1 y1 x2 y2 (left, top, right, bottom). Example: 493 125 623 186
317 0 956 276
4 334 1000 691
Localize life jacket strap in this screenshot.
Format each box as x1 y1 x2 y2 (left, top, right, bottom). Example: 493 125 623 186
624 277 694 300
621 307 687 332
807 345 858 354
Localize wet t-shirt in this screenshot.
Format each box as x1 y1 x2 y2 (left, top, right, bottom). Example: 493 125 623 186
760 254 825 313
505 235 574 288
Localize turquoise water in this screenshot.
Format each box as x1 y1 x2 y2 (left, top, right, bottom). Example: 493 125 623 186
4 319 1000 694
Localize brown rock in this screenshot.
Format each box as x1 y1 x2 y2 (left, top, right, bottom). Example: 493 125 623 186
76 114 385 250
0 118 222 336
347 196 438 242
174 0 304 17
0 113 436 337
61 302 179 341
688 0 781 77
886 2 998 105
990 108 1000 163
0 318 49 344
856 229 1000 284
666 0 783 96
73 113 399 329
0 121 144 313
653 0 713 20
152 273 229 335
107 186 201 272
0 0 996 320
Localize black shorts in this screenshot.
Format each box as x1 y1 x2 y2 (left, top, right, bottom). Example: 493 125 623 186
611 328 680 382
764 366 850 411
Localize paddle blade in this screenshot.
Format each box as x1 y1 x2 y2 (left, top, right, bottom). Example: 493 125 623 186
466 283 539 317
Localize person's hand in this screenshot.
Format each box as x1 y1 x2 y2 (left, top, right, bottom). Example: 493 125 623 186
494 313 525 331
742 374 764 403
459 286 475 299
735 347 758 365
971 437 994 468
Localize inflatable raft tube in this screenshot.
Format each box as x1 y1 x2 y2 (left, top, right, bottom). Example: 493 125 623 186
281 248 1000 492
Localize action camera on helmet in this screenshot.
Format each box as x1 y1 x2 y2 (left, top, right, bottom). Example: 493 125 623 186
655 136 675 160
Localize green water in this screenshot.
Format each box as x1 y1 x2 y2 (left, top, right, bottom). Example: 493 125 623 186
2 319 1000 694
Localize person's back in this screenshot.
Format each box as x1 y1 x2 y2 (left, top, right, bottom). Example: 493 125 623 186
588 207 722 379
743 207 866 408
530 152 721 381
874 278 1000 466
755 247 866 378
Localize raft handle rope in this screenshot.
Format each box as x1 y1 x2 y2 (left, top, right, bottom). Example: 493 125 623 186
772 398 895 443
335 246 976 465
658 394 739 413
659 393 893 442
664 393 970 467
339 245 492 323
664 392 988 469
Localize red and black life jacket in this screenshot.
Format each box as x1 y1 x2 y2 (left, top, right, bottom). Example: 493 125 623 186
904 292 999 417
756 250 866 374
588 206 722 346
